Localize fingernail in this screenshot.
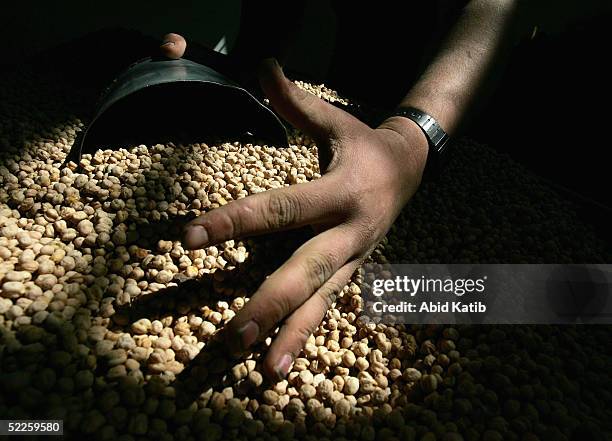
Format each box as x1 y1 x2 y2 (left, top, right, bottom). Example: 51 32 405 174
237 320 259 350
161 41 175 47
184 225 208 249
275 353 293 380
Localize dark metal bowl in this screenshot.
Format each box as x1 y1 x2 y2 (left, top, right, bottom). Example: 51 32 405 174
65 57 287 164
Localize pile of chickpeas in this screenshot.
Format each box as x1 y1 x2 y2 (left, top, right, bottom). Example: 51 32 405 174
0 67 610 441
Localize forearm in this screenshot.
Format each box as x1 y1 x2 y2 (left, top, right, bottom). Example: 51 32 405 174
391 0 520 137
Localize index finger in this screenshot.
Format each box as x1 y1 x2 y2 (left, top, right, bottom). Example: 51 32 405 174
183 177 345 249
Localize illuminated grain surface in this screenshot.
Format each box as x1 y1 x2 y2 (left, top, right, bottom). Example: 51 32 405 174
0 67 610 440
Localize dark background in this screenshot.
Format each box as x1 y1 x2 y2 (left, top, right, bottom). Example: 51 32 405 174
3 0 611 219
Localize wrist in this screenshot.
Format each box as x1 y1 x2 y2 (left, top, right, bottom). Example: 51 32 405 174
378 116 429 173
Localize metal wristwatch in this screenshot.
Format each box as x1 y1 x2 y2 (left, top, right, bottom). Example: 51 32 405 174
392 106 450 166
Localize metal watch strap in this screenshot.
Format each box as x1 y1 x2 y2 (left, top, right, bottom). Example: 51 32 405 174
393 106 450 156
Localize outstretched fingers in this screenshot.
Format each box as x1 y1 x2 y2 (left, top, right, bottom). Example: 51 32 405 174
262 260 360 380
223 226 360 358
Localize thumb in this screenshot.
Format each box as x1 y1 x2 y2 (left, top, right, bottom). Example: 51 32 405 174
160 33 187 59
258 58 345 140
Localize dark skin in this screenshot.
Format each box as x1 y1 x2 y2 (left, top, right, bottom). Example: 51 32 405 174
162 0 518 381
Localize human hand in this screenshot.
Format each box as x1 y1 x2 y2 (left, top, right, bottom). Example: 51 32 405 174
183 58 429 380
